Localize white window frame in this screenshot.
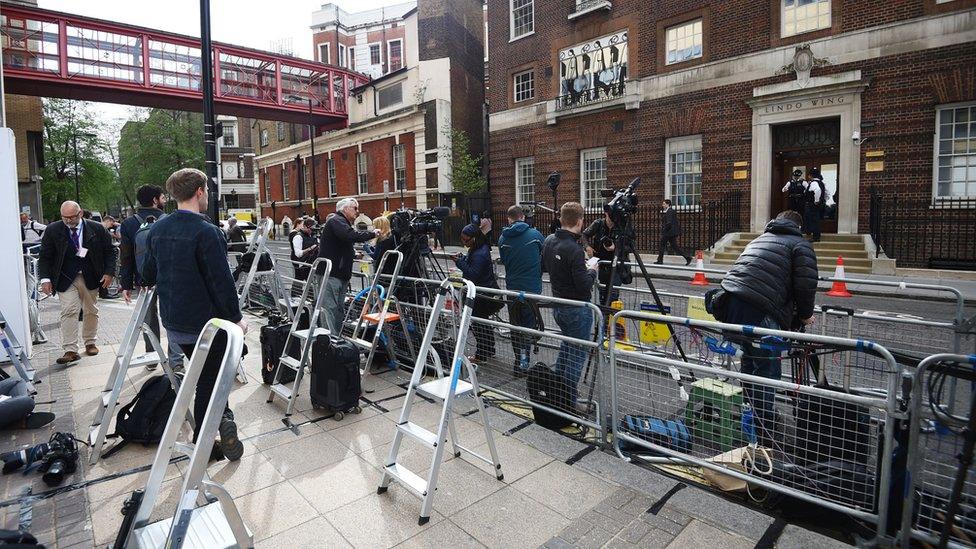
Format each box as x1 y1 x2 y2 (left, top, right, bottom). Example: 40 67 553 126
665 135 703 209
387 39 403 72
513 69 534 103
318 42 330 64
303 161 311 198
580 147 607 212
328 158 337 197
276 121 285 141
510 0 535 41
260 128 269 147
357 152 368 195
515 157 535 205
665 19 703 66
933 102 976 200
263 172 271 203
338 43 347 68
220 121 237 147
781 0 831 38
281 166 290 201
368 43 382 66
393 144 407 190
349 47 355 71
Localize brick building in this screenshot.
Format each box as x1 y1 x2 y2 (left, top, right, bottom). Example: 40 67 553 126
215 116 257 217
486 0 976 269
311 2 414 79
254 0 486 223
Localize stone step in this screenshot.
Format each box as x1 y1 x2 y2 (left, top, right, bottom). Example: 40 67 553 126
730 239 866 250
711 257 873 274
721 246 870 259
712 252 873 267
737 233 864 243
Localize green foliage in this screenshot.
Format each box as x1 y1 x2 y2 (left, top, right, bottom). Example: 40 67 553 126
117 109 205 202
441 127 486 195
40 99 119 217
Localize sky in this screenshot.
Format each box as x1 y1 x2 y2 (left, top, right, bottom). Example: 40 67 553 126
37 0 407 126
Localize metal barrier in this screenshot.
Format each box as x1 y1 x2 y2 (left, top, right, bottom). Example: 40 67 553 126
22 247 48 344
900 353 976 549
609 310 903 538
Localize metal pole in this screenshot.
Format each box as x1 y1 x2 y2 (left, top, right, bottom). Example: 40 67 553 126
200 0 219 223
72 133 80 202
308 98 318 222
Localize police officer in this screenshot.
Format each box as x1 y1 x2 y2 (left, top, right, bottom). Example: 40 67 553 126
782 169 806 213
289 217 318 295
803 167 826 242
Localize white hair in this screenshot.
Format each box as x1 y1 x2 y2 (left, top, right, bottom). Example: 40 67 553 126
336 198 358 212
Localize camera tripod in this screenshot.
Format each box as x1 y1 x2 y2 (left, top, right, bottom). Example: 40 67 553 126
396 231 448 305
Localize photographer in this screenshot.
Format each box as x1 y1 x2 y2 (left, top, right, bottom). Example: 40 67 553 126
318 198 380 333
542 202 598 406
498 205 544 375
290 218 318 295
453 224 500 363
583 211 629 306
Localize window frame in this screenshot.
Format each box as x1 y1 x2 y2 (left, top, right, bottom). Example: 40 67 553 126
260 128 269 147
515 157 536 205
665 18 704 66
387 39 404 72
513 69 535 103
303 160 311 199
393 143 407 191
357 151 369 195
276 121 285 142
932 102 976 200
220 121 237 147
377 81 404 111
780 0 832 38
509 0 535 41
665 135 704 210
338 43 347 68
579 147 608 212
328 158 338 197
318 42 330 64
281 165 290 201
368 43 382 66
349 47 356 71
263 171 271 203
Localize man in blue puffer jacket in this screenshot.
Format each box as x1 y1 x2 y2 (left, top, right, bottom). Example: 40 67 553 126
498 205 544 375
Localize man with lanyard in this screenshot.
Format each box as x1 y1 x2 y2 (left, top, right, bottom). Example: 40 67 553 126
781 169 806 213
318 199 379 333
289 217 318 295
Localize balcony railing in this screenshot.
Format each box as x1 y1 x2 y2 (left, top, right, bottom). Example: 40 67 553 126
569 0 612 20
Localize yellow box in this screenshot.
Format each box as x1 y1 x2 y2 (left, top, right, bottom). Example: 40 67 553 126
865 150 885 157
865 161 884 172
686 297 716 322
733 170 749 180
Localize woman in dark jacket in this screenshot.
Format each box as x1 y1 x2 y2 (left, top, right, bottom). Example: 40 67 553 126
453 223 498 362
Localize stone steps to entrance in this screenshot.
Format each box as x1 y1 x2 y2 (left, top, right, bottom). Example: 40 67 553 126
737 232 864 243
722 245 870 259
711 233 876 274
730 239 866 251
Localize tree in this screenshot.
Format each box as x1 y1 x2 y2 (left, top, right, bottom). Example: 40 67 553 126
117 109 205 199
40 99 120 218
441 127 486 195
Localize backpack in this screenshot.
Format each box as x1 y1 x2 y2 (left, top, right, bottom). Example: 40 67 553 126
134 213 166 277
103 375 176 458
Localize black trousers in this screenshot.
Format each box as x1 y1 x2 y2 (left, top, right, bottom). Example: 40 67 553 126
179 331 234 441
803 204 822 239
657 235 689 262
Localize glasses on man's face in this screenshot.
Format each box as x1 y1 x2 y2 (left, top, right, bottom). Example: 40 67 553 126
61 212 81 221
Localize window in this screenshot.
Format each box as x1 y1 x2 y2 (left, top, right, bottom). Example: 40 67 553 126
281 166 290 201
580 148 607 211
328 158 337 197
263 172 271 202
935 104 976 198
349 47 355 71
510 0 534 40
665 19 703 65
782 0 831 37
369 44 382 66
220 122 236 147
338 43 347 68
260 128 269 147
513 70 534 102
377 82 403 110
357 152 368 194
318 42 330 64
666 136 703 208
388 39 403 72
303 161 311 199
276 121 285 141
393 144 407 190
515 157 535 204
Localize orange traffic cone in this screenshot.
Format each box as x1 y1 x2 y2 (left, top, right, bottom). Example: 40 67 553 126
826 256 853 297
690 250 709 286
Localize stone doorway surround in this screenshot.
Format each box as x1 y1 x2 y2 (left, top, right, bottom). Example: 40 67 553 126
747 69 869 233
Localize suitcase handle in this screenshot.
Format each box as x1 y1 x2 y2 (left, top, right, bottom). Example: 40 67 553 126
820 305 855 316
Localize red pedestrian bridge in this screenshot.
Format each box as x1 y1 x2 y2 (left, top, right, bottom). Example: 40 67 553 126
0 2 369 126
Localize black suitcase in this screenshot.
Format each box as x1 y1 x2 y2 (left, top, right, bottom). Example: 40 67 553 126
526 362 575 430
791 387 871 465
310 335 362 418
259 312 308 385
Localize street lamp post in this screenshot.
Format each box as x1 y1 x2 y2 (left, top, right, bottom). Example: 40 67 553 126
71 132 97 203
199 0 220 224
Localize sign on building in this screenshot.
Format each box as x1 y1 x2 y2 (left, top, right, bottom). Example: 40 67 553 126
558 30 628 110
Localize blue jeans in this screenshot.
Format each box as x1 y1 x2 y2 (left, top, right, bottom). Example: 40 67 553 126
553 305 594 404
508 300 537 370
323 277 347 333
724 295 783 441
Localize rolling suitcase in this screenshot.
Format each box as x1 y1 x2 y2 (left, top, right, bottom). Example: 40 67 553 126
526 362 575 430
310 335 363 420
259 312 308 385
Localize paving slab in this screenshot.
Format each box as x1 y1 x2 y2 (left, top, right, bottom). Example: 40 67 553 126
451 486 571 549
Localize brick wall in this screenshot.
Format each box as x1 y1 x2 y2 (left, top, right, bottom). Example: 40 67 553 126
6 94 43 182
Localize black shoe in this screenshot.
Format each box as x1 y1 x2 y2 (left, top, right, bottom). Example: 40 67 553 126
653 260 663 265
685 257 693 266
514 366 527 379
209 445 226 463
218 418 244 461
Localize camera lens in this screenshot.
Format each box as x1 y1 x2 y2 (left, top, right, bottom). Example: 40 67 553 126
42 459 66 486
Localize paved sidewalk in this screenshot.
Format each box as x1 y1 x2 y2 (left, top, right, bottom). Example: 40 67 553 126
0 298 854 548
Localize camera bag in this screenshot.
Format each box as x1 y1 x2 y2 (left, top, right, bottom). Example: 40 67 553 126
526 362 575 430
259 311 307 385
103 375 176 458
309 335 362 413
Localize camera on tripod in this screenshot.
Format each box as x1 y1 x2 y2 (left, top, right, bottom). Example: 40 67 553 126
390 207 450 237
604 177 640 226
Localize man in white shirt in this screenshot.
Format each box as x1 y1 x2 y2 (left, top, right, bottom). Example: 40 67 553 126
290 218 318 294
803 167 826 242
20 212 45 251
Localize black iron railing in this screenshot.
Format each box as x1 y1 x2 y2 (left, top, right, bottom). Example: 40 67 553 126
869 190 976 270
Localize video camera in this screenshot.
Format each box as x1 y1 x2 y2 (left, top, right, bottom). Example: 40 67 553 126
1 431 80 487
389 206 450 237
604 177 640 226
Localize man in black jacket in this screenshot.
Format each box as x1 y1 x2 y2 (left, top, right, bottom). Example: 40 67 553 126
542 202 599 405
290 218 318 296
318 198 379 332
719 210 818 440
38 201 117 365
141 168 245 461
656 199 692 265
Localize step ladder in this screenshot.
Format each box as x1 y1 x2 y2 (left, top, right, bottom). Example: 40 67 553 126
340 251 416 378
266 258 333 421
235 218 294 319
0 308 38 394
120 319 251 549
377 277 504 525
87 288 178 465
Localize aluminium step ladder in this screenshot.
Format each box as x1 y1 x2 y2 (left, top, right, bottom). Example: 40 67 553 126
266 258 333 422
235 218 295 319
0 308 38 394
377 277 504 525
88 288 178 465
120 319 251 549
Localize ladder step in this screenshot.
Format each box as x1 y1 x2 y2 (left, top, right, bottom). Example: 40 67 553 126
348 337 372 349
88 425 100 446
130 352 160 368
364 312 399 324
416 377 472 401
396 421 439 449
383 463 428 498
101 391 112 407
131 501 244 549
278 297 302 309
270 383 293 401
278 356 301 371
293 328 330 340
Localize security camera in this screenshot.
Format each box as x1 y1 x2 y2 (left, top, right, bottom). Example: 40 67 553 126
852 130 861 145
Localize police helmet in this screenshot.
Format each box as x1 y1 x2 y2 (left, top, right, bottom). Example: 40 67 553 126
809 166 822 179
